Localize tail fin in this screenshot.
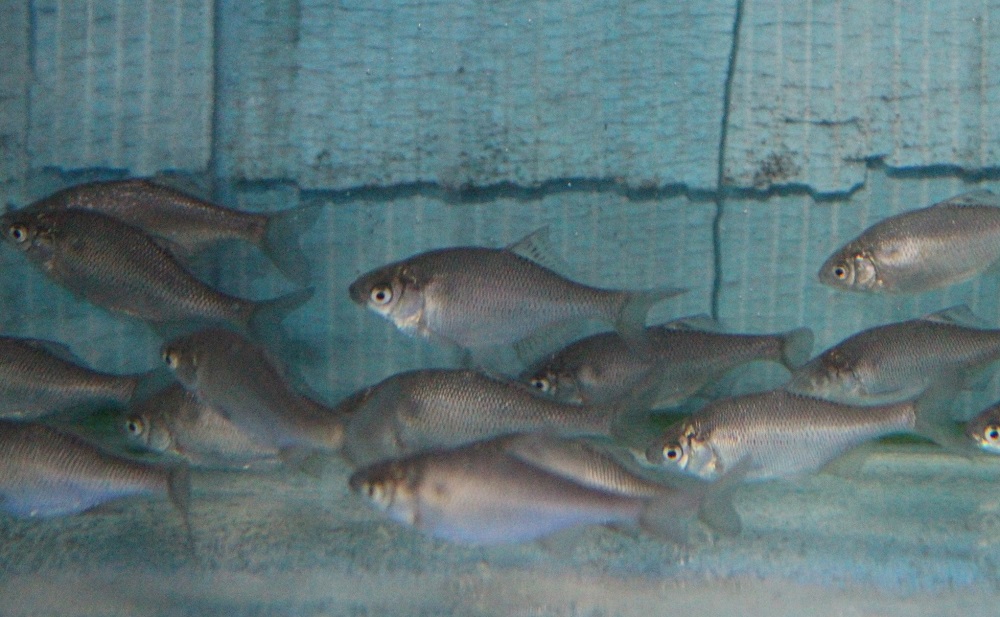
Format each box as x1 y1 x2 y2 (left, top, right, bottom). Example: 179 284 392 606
779 327 814 370
604 356 689 445
613 287 686 350
262 203 324 286
248 287 315 344
638 459 749 544
911 378 972 455
167 465 195 554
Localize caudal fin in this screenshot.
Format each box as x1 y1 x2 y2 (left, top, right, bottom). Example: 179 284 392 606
779 327 814 370
614 287 687 350
167 465 195 554
248 287 315 344
638 461 747 544
911 378 972 455
262 203 324 286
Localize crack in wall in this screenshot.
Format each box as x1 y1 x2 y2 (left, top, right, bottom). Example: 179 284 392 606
710 0 746 322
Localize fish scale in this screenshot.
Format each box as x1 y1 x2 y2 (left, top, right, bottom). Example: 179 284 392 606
522 323 812 406
339 369 619 467
349 230 684 350
820 191 1000 293
0 422 178 518
0 336 142 419
787 312 1000 404
163 328 344 454
502 435 666 498
2 208 255 324
350 434 741 545
23 178 322 285
350 437 656 544
646 389 925 481
416 249 622 346
126 383 280 469
26 179 265 249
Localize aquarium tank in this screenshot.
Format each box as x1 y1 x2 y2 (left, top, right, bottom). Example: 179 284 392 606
1 1 1000 615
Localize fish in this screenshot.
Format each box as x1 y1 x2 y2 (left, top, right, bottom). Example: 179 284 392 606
965 401 1000 454
786 306 1000 404
0 208 312 335
819 190 1000 293
161 328 344 458
0 421 189 519
644 386 956 481
521 318 813 407
124 383 280 470
337 369 625 467
348 228 684 350
349 433 740 545
23 178 321 285
0 335 150 419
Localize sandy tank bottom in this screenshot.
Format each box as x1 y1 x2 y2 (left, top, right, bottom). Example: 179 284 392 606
0 443 998 617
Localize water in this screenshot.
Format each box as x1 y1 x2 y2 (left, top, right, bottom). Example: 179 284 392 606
3 1 1000 615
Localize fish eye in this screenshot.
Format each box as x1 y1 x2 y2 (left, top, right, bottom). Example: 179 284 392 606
125 417 144 436
985 425 1000 444
370 284 393 306
663 444 683 462
7 224 28 244
529 377 550 393
364 481 386 503
833 265 848 279
162 348 179 369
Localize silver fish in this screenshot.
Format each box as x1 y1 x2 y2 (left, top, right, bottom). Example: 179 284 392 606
338 369 623 467
125 383 280 470
965 402 1000 454
786 306 1000 404
0 208 311 333
349 434 739 545
348 229 684 349
161 328 344 456
0 336 148 419
0 421 189 518
819 190 1000 293
522 319 813 406
645 387 954 481
24 179 321 285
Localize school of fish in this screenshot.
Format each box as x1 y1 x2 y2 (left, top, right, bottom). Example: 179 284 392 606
3 180 1000 548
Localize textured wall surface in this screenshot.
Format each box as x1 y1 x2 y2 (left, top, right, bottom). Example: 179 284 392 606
724 0 1000 194
3 2 1000 614
2 0 999 394
213 0 738 190
25 0 214 178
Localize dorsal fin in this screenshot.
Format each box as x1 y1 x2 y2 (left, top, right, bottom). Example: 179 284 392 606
934 190 1000 208
921 304 994 329
506 227 573 273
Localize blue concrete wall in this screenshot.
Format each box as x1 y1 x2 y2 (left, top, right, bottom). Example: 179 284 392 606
3 0 1000 398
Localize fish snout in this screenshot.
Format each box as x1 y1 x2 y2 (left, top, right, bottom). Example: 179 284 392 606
348 279 367 305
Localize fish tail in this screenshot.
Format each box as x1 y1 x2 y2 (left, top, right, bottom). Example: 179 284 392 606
247 286 315 344
262 203 324 286
911 378 972 455
779 327 814 370
638 490 703 545
166 465 194 547
638 460 747 544
613 286 687 349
